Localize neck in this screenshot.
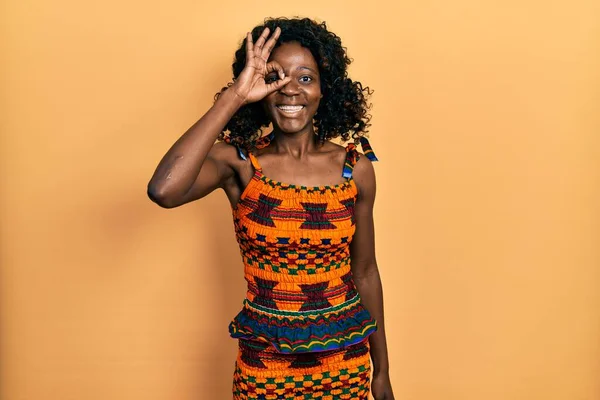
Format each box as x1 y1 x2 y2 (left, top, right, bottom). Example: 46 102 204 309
270 125 321 157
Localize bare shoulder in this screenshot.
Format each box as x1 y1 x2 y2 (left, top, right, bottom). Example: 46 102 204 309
210 141 250 171
207 141 254 187
321 141 376 200
209 141 241 162
352 151 376 202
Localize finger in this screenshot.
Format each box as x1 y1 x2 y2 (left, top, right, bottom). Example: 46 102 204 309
245 32 253 63
261 26 281 59
266 60 285 80
265 76 292 94
253 27 270 51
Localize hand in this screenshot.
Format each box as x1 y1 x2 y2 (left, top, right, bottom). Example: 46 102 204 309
230 27 292 105
372 372 395 400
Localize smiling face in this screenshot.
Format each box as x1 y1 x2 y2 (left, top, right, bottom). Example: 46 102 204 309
262 41 322 135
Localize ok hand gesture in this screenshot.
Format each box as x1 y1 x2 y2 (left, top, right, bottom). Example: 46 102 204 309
230 27 291 105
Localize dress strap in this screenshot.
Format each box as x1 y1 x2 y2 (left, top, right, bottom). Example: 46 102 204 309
342 143 359 178
236 146 248 161
359 136 378 162
247 152 262 172
342 137 378 178
245 132 273 171
222 136 249 161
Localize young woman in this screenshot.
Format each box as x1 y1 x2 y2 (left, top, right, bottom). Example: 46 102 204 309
148 17 394 400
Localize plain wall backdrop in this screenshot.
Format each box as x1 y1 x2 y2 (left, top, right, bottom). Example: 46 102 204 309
1 1 599 399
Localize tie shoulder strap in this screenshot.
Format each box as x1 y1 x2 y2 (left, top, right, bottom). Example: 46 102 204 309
342 143 359 178
246 132 273 172
342 136 378 179
247 152 262 172
358 136 379 162
223 132 274 166
222 136 248 161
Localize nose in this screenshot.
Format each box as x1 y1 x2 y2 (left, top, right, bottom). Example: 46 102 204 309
279 79 301 96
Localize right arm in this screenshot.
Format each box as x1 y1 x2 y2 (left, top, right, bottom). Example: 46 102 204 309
147 27 290 208
146 89 244 208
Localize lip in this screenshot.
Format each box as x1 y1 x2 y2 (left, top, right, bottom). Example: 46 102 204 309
275 105 305 115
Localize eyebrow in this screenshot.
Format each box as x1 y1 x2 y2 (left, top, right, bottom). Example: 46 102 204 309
267 66 318 75
297 66 317 73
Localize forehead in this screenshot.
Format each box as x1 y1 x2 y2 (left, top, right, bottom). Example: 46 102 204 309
268 41 319 71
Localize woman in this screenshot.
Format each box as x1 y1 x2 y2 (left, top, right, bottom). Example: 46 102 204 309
148 17 394 400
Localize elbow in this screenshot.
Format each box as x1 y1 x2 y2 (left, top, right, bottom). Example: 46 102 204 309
147 183 179 209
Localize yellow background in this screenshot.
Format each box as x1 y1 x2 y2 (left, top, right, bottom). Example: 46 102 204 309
1 1 599 399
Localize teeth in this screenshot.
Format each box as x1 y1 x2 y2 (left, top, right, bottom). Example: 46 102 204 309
277 105 304 112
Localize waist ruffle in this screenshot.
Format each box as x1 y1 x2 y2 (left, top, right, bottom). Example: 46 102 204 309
228 294 377 354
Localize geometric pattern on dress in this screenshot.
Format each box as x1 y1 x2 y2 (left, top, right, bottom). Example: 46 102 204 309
298 281 331 311
252 277 279 310
239 340 271 369
233 338 372 400
288 352 323 369
339 197 356 225
343 340 370 360
299 202 336 230
246 193 282 227
341 271 359 301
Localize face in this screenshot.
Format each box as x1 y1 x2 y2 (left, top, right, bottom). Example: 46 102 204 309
262 41 322 134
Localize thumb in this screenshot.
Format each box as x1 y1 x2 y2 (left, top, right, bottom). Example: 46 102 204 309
265 75 292 94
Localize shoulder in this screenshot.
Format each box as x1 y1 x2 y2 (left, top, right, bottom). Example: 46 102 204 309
352 150 376 202
208 141 252 182
210 141 236 157
210 141 246 165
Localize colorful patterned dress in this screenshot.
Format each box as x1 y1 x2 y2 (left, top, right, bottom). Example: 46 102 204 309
228 136 378 400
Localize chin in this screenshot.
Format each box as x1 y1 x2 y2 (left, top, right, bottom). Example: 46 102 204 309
274 120 313 134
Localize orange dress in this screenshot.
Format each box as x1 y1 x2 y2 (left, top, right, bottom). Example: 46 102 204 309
228 136 378 399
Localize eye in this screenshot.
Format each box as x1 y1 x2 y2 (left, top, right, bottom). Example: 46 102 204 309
299 76 313 83
265 75 278 83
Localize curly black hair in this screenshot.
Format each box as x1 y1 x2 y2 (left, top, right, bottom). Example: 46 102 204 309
215 17 373 150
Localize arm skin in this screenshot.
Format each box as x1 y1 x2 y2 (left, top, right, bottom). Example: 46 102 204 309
147 27 289 209
147 88 245 208
351 155 395 400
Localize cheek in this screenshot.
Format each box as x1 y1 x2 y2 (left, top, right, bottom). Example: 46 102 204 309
315 80 323 98
309 86 322 104
260 96 275 113
310 92 322 109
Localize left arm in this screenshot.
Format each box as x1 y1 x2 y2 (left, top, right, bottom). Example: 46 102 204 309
350 155 395 400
